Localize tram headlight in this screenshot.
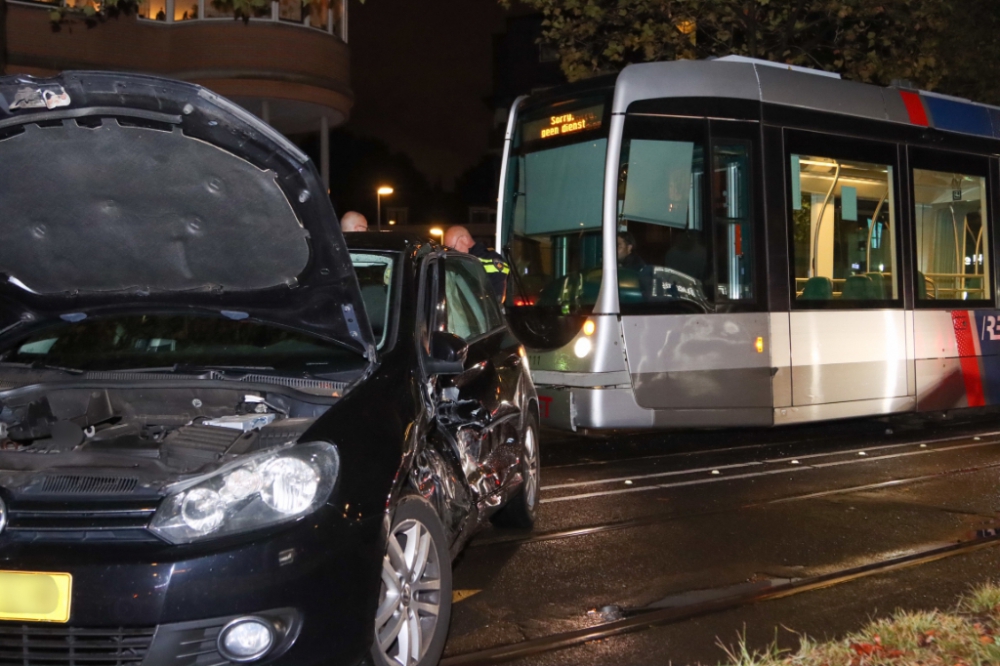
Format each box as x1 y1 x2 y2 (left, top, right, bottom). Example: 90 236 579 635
582 319 596 336
573 336 593 358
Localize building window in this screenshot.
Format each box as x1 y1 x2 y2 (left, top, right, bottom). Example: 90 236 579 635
385 207 408 226
468 207 497 226
914 168 990 301
790 153 897 302
138 0 167 20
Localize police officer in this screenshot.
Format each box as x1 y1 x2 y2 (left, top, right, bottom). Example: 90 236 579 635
443 225 509 302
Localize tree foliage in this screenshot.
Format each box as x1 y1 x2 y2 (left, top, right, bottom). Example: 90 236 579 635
507 0 1000 101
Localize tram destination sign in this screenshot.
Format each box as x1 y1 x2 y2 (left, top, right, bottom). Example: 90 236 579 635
523 103 604 143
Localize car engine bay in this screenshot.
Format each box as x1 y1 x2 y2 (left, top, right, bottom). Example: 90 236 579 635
0 383 331 486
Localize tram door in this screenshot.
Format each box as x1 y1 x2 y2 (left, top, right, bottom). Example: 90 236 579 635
785 140 912 417
617 117 774 421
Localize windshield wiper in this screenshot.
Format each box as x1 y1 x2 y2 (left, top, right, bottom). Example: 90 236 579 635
0 361 85 375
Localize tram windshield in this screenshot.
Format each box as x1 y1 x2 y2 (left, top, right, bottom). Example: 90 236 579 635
500 96 609 347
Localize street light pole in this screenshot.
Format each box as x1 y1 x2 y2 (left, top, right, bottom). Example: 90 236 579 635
376 186 393 231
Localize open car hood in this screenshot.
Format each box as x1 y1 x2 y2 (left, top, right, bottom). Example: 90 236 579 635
0 71 374 356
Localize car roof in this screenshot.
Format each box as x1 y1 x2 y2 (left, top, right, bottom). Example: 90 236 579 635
344 231 438 253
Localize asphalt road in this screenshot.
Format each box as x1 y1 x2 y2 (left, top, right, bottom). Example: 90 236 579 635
442 412 1000 665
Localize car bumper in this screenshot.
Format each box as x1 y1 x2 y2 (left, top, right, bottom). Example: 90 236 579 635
0 511 384 666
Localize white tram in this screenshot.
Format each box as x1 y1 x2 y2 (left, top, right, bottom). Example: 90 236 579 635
497 56 1000 431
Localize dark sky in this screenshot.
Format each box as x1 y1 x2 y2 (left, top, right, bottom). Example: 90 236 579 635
346 0 510 189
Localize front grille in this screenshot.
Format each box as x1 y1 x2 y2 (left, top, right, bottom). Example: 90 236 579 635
5 500 160 543
0 624 155 665
173 622 227 666
40 476 139 496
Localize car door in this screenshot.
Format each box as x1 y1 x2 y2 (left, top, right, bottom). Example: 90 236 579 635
429 253 525 503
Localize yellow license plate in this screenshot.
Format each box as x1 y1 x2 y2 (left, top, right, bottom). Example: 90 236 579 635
0 571 72 623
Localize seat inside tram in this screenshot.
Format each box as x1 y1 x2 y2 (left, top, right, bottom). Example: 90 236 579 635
790 155 899 301
789 155 991 303
913 169 989 301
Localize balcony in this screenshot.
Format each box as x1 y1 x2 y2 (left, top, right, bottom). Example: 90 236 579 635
6 0 353 136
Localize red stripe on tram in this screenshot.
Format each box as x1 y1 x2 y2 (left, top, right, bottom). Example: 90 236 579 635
952 311 985 407
900 90 930 127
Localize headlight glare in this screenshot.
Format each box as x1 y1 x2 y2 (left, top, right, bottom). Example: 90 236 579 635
221 467 262 502
150 442 338 544
181 488 225 534
261 458 319 514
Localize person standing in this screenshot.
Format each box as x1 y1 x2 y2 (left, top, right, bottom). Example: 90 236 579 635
340 211 369 232
443 225 509 302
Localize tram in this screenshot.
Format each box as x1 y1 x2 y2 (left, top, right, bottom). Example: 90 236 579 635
497 55 1000 431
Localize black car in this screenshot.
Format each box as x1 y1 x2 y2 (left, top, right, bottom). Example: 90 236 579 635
0 72 540 666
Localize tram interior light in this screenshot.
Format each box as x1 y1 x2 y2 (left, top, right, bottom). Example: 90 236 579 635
755 336 764 354
583 319 596 336
430 227 443 237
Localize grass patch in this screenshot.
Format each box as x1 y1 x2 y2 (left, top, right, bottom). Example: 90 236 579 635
716 581 1000 666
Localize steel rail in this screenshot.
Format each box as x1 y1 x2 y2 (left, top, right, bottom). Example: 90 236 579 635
541 423 1000 472
541 436 1000 504
444 534 1000 666
472 457 1000 549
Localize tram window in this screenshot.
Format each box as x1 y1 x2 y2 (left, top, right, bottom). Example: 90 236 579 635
913 169 990 302
789 154 898 302
617 132 712 313
713 142 754 302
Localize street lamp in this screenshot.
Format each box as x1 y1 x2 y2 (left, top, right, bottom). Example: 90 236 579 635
376 186 393 231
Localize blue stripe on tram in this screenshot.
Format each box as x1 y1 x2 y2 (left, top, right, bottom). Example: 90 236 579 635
922 95 994 137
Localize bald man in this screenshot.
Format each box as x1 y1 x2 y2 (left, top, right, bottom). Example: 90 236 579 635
340 211 368 233
444 225 509 302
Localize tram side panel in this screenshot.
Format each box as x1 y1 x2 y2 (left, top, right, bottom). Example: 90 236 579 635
914 310 1000 411
775 310 913 425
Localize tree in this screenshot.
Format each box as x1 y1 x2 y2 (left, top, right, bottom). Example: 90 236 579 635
934 0 1000 105
508 0 960 93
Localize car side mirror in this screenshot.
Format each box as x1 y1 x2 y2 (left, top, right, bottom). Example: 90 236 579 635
427 331 468 375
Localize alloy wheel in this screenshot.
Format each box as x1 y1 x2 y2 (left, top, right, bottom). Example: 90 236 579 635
374 518 442 666
524 426 539 511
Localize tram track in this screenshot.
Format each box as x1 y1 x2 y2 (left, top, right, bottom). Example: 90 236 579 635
473 456 1000 548
444 533 1000 666
540 419 1000 472
540 432 1000 503
472 433 1000 549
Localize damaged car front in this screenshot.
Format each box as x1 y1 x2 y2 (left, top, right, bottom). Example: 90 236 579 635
0 72 391 666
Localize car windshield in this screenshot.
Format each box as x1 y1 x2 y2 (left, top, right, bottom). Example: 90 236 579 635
0 314 362 374
349 251 396 349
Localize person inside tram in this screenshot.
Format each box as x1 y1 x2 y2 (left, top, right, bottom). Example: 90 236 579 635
662 231 707 285
617 231 646 271
340 211 369 233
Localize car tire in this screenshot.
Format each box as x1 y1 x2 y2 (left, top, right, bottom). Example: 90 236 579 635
371 495 452 666
490 419 539 529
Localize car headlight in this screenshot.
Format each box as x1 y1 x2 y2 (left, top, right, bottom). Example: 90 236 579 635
150 442 338 544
